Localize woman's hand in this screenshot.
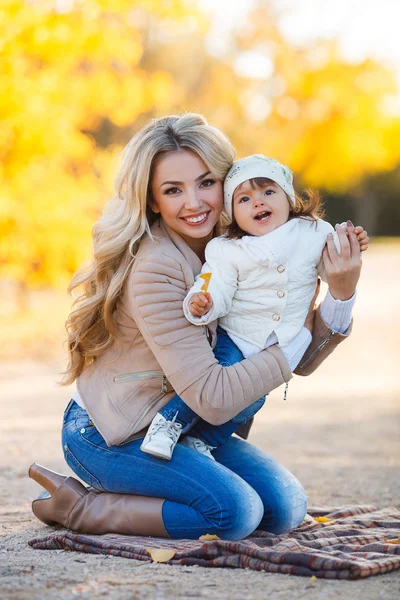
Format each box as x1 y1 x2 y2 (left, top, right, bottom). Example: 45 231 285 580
323 223 362 301
304 278 321 333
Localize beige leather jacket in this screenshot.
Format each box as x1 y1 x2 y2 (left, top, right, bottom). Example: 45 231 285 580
78 220 352 447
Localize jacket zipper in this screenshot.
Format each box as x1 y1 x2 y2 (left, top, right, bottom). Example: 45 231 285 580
299 330 335 369
114 370 163 384
114 371 170 394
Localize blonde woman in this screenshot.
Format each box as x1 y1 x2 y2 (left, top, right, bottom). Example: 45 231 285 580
29 114 365 540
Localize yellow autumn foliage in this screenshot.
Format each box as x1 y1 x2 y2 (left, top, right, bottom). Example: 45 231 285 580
0 0 197 288
146 547 176 563
1 0 399 292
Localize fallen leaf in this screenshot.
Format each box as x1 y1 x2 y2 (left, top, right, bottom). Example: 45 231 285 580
388 538 400 545
314 516 331 523
309 576 317 582
146 548 176 563
199 272 212 292
199 534 221 540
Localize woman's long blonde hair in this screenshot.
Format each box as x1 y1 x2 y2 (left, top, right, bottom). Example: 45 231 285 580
62 113 235 385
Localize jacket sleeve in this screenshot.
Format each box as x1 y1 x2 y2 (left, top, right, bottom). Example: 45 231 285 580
182 239 239 326
127 252 292 425
294 306 352 376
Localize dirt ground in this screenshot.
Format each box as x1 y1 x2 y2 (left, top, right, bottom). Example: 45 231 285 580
1 243 399 600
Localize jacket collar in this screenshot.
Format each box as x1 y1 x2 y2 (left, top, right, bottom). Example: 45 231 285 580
157 219 203 275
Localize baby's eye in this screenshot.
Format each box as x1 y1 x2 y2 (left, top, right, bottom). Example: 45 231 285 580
165 187 181 195
264 189 274 196
239 196 250 203
200 178 216 188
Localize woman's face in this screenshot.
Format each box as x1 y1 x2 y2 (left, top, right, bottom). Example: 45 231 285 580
150 150 223 246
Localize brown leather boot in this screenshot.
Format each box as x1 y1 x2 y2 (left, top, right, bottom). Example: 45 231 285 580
29 463 169 537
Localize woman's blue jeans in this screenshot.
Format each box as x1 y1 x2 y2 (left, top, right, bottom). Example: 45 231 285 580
62 403 307 541
159 327 266 447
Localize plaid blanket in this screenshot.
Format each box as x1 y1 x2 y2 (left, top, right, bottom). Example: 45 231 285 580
28 505 400 579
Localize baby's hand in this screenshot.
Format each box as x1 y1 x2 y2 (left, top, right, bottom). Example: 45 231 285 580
189 292 213 317
353 224 370 252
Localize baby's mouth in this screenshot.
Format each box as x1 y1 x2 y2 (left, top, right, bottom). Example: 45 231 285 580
254 211 271 222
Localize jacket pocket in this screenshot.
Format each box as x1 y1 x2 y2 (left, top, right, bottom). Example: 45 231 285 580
114 370 172 394
116 371 174 435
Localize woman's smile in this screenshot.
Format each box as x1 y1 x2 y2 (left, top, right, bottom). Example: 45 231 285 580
180 211 211 225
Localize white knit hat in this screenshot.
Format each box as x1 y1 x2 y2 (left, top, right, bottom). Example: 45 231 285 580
224 154 296 220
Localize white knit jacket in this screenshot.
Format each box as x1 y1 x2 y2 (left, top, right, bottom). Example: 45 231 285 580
183 218 340 351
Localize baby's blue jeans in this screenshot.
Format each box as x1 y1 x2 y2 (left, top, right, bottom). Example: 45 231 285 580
159 326 266 447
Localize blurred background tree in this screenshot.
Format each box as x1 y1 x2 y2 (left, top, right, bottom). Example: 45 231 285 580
1 0 399 302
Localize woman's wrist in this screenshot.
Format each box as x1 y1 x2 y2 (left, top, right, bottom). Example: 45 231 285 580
328 287 356 301
320 290 356 333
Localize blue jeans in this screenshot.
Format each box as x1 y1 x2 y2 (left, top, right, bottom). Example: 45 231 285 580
62 402 307 540
160 327 266 447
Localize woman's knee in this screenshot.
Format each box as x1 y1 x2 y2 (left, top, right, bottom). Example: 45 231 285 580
261 476 308 535
210 481 264 541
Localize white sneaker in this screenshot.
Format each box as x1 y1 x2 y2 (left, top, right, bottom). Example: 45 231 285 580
140 413 182 460
180 436 216 460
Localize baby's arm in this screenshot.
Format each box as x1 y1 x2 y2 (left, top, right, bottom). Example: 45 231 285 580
183 239 238 325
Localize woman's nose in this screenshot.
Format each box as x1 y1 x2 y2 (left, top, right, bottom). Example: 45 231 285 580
184 189 202 210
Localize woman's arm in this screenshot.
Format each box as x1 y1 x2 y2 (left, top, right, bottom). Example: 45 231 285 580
295 224 361 376
128 252 291 426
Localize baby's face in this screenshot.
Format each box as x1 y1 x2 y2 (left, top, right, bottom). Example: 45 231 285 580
232 180 290 236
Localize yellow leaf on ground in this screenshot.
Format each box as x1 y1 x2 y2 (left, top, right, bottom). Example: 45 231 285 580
314 516 332 523
199 534 221 540
146 548 176 563
309 576 317 582
388 538 400 544
199 272 212 292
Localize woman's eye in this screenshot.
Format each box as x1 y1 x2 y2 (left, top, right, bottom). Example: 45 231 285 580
165 187 180 195
200 179 215 188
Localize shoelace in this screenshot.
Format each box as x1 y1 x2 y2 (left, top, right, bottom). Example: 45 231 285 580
192 438 215 454
150 413 182 443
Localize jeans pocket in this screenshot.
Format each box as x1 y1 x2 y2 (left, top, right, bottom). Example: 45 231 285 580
79 424 114 454
63 443 106 492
